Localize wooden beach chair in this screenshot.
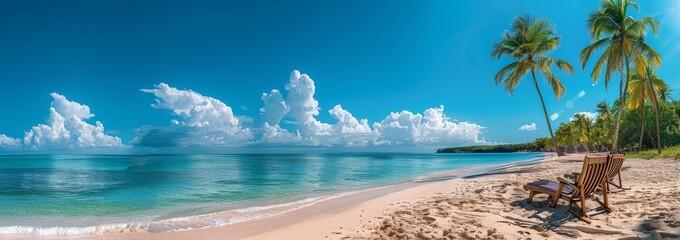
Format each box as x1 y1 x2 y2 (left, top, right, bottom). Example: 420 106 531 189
568 154 628 192
523 156 609 218
604 154 628 191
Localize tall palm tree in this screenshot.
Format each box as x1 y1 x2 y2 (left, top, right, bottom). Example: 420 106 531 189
629 66 667 153
579 0 660 153
492 15 574 156
596 100 614 138
627 86 649 151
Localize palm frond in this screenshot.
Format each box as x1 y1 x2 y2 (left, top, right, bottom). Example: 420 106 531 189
494 62 520 85
540 69 567 99
554 58 575 75
579 38 611 68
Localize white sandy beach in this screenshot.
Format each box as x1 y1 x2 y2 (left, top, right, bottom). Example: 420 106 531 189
5 154 680 240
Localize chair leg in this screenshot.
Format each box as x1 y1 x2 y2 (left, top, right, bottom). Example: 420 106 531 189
551 195 560 208
528 191 535 203
602 180 609 209
580 191 587 217
552 183 564 208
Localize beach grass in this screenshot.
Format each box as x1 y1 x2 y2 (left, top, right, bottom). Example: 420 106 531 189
628 145 680 160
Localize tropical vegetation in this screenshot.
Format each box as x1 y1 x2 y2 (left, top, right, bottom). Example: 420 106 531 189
437 142 541 153
579 0 661 153
477 0 678 158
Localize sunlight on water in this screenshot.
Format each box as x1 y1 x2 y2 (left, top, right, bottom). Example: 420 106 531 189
0 153 545 235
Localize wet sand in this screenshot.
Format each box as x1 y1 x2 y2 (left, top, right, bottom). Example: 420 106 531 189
6 154 680 239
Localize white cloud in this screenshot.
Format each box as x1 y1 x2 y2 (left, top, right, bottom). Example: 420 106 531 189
570 111 598 122
21 93 124 150
254 71 487 147
373 106 485 146
328 105 372 134
259 123 303 145
518 123 537 131
137 83 253 147
260 89 288 126
283 70 333 137
0 134 21 148
139 70 488 149
141 83 240 129
2 70 489 152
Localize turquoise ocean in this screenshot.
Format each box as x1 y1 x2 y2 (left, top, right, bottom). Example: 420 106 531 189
0 152 546 235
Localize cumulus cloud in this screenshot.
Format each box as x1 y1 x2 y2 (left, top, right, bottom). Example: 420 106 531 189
18 93 124 150
259 71 334 145
137 83 253 147
328 105 372 134
141 83 240 129
260 89 288 126
258 71 378 146
0 134 21 148
518 123 537 131
282 71 333 137
259 123 303 145
373 106 484 146
570 111 598 122
256 71 486 147
138 70 488 149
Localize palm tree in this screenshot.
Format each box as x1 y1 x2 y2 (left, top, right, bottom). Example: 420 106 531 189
629 66 667 153
492 15 574 156
572 113 593 152
627 84 649 151
579 0 660 153
660 88 673 102
556 122 578 153
596 100 614 138
590 117 612 151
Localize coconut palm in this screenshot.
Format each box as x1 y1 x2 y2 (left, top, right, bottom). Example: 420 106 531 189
579 0 661 153
596 100 614 137
660 88 673 102
590 117 612 151
572 113 593 152
492 15 574 156
629 66 667 153
555 122 576 152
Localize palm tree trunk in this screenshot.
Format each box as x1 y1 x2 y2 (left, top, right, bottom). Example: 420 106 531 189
638 107 645 151
646 123 657 150
611 55 631 154
648 79 663 154
606 111 614 140
531 69 563 156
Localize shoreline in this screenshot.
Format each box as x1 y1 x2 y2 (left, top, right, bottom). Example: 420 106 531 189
90 153 678 239
1 153 552 239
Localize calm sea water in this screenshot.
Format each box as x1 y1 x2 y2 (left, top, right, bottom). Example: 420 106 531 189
0 153 545 235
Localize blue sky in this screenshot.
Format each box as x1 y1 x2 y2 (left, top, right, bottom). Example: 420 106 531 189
0 0 678 153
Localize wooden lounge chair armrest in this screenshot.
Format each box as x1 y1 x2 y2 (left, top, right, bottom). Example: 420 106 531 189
557 177 578 190
563 172 580 180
